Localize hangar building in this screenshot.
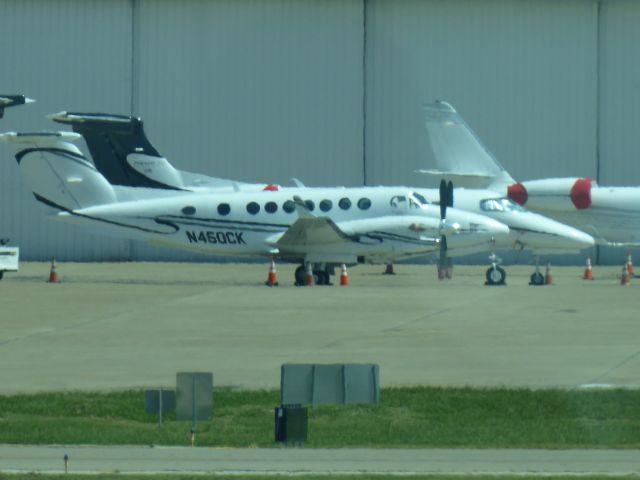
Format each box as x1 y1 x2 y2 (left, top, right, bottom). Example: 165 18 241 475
1 0 639 264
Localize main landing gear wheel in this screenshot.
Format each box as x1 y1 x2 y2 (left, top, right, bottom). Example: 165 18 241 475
316 270 330 286
294 265 306 286
485 265 506 286
294 265 332 286
529 271 544 286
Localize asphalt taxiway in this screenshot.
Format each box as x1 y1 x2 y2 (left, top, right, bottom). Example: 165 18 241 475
2 445 640 476
1 261 638 393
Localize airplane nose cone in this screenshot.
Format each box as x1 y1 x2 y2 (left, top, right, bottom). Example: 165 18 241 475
567 228 595 248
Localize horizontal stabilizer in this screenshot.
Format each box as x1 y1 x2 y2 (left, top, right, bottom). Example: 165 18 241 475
0 95 35 118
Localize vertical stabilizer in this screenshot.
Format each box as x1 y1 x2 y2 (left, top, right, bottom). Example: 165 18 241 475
419 101 515 189
0 131 117 211
48 112 184 190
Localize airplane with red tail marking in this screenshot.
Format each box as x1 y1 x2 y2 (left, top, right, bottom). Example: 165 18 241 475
419 101 640 248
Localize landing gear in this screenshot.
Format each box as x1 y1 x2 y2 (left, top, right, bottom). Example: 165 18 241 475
529 271 544 286
294 265 307 286
485 265 506 285
294 263 333 286
529 257 544 286
485 253 506 286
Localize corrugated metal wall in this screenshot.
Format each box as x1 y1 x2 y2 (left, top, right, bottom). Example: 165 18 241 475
129 0 364 260
596 0 640 263
364 0 598 187
1 0 640 262
0 0 133 261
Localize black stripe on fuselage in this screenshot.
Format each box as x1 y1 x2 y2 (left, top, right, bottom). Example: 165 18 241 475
33 194 178 235
158 215 290 231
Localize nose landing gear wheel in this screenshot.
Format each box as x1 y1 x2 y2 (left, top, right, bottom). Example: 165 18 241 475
529 271 545 286
485 265 506 286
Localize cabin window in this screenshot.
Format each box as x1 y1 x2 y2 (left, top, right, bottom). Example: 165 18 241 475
182 206 196 216
304 199 315 211
339 197 351 210
319 199 332 212
357 197 372 210
479 199 504 212
246 202 260 215
265 201 278 214
283 200 295 213
217 203 230 216
410 192 429 206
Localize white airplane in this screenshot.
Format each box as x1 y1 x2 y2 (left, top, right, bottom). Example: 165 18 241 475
44 111 594 284
0 130 510 285
418 100 640 249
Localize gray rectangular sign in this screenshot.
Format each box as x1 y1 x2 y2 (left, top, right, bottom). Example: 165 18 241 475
281 364 379 406
144 389 176 414
176 372 213 421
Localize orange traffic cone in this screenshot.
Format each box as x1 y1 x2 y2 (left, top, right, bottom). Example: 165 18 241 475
621 263 631 286
305 263 315 286
583 256 594 280
340 264 349 286
48 257 59 283
265 260 278 287
544 262 553 285
383 262 395 275
626 251 634 277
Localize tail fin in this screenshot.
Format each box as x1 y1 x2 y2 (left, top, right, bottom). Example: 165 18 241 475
0 131 117 211
0 95 35 118
48 111 259 192
48 112 185 190
418 101 515 190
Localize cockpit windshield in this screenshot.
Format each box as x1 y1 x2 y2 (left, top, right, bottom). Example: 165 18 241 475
409 192 429 208
480 197 525 213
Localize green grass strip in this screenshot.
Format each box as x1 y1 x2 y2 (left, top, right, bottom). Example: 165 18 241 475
0 387 639 448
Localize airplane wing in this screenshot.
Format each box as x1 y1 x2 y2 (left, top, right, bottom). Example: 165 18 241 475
270 196 353 250
275 216 352 249
420 101 515 189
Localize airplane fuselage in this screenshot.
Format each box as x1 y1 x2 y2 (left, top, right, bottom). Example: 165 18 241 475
58 187 508 264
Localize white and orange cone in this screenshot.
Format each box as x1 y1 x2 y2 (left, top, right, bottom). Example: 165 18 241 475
340 264 349 286
626 251 634 277
583 256 594 280
621 263 631 286
305 263 315 286
383 262 395 275
48 257 59 283
544 262 553 285
265 260 278 287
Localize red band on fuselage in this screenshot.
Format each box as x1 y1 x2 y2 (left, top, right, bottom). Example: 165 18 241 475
263 184 279 191
507 183 528 205
570 178 592 209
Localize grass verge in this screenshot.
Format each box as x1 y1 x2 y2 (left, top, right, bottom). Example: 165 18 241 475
0 387 639 448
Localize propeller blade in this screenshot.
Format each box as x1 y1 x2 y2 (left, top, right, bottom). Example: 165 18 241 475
447 180 454 208
439 179 447 220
